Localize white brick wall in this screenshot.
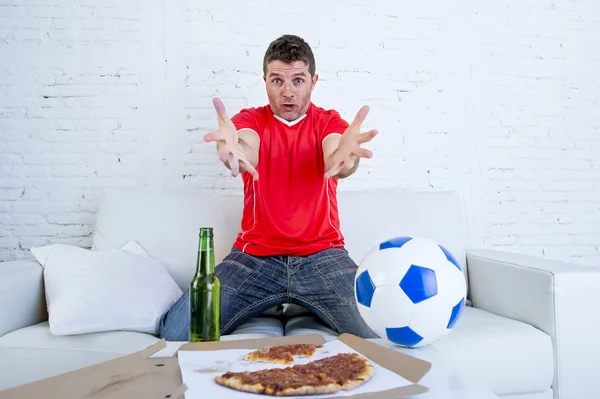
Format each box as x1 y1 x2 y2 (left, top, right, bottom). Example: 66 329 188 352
0 0 599 266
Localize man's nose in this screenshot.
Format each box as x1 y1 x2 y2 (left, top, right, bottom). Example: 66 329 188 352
283 82 294 97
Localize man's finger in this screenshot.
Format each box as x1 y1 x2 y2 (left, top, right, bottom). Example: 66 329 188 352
204 130 225 143
349 105 370 129
324 162 344 179
212 97 230 125
229 151 240 177
357 129 378 144
344 158 354 169
241 159 259 180
218 144 230 163
355 147 373 159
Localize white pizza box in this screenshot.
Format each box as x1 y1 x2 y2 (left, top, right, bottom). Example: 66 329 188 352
0 333 431 399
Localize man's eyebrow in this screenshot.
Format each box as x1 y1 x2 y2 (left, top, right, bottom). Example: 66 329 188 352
267 71 308 78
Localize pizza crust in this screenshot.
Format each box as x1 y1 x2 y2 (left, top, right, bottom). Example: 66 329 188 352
215 353 375 396
214 376 266 394
342 361 375 390
266 383 342 396
214 375 341 396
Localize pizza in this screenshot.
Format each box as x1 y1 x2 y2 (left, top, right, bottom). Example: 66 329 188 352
243 343 323 364
215 352 375 396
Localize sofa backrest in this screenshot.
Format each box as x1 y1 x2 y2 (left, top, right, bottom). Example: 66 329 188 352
92 189 468 291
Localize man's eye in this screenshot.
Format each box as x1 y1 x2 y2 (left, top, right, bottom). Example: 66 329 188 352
273 78 281 84
295 78 304 84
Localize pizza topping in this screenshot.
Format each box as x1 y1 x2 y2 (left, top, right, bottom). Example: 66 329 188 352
245 343 324 364
297 353 368 385
220 367 335 392
219 353 370 393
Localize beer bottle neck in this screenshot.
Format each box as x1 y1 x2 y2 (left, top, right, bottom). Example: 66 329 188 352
196 236 215 276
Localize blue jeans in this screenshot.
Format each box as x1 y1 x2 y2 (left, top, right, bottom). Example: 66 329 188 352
159 247 378 341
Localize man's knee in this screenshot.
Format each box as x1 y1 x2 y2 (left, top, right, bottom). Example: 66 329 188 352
158 296 190 341
345 313 379 339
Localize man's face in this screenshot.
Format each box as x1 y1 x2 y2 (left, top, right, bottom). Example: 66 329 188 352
264 60 318 122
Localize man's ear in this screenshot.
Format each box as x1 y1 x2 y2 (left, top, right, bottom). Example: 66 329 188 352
311 73 319 90
263 75 266 82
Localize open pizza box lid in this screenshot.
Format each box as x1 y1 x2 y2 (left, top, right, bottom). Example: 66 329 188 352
0 333 431 399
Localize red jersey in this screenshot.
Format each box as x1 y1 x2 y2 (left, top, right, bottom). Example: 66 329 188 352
230 102 349 256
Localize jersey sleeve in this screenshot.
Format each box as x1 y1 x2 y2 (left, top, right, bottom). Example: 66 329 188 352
320 110 349 143
231 108 261 138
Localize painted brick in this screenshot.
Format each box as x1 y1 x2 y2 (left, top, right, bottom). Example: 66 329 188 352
0 0 598 266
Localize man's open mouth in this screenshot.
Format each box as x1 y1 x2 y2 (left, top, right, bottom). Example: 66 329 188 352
283 104 295 111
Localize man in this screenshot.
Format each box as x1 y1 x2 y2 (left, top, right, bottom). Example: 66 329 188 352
159 34 378 340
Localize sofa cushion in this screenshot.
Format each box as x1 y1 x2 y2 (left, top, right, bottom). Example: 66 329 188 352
30 242 183 336
284 315 338 341
336 190 468 277
225 316 284 337
91 189 468 292
0 318 284 354
92 189 246 291
430 307 553 396
284 307 553 396
0 322 161 354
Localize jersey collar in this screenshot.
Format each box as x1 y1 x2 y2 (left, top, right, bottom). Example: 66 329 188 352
273 113 306 127
271 103 312 127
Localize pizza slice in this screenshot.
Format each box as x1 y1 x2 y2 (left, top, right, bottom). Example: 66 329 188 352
243 343 323 364
216 353 375 396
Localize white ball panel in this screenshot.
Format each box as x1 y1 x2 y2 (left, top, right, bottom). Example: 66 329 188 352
397 237 448 270
370 285 414 328
409 295 452 347
436 261 467 306
358 248 413 287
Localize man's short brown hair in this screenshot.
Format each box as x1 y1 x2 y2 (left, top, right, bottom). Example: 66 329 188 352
263 34 316 77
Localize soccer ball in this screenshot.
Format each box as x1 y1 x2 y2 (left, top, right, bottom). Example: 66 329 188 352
354 236 467 347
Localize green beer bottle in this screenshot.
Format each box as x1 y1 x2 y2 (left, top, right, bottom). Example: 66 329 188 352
189 227 221 342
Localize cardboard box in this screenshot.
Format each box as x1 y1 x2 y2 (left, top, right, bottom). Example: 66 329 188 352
0 333 431 399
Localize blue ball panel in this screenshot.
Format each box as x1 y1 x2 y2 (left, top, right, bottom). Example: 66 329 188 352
380 236 412 250
447 297 465 329
439 244 461 271
386 326 423 347
400 265 437 304
355 270 376 307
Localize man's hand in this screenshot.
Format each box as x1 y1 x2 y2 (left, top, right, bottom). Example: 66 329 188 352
324 106 378 179
204 98 259 180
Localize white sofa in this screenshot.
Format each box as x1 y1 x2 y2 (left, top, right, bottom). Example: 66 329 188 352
1 188 599 399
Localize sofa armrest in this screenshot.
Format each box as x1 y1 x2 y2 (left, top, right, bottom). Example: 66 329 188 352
0 260 47 337
466 248 600 399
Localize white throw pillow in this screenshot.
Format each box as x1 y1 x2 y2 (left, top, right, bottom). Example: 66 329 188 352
30 241 183 336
